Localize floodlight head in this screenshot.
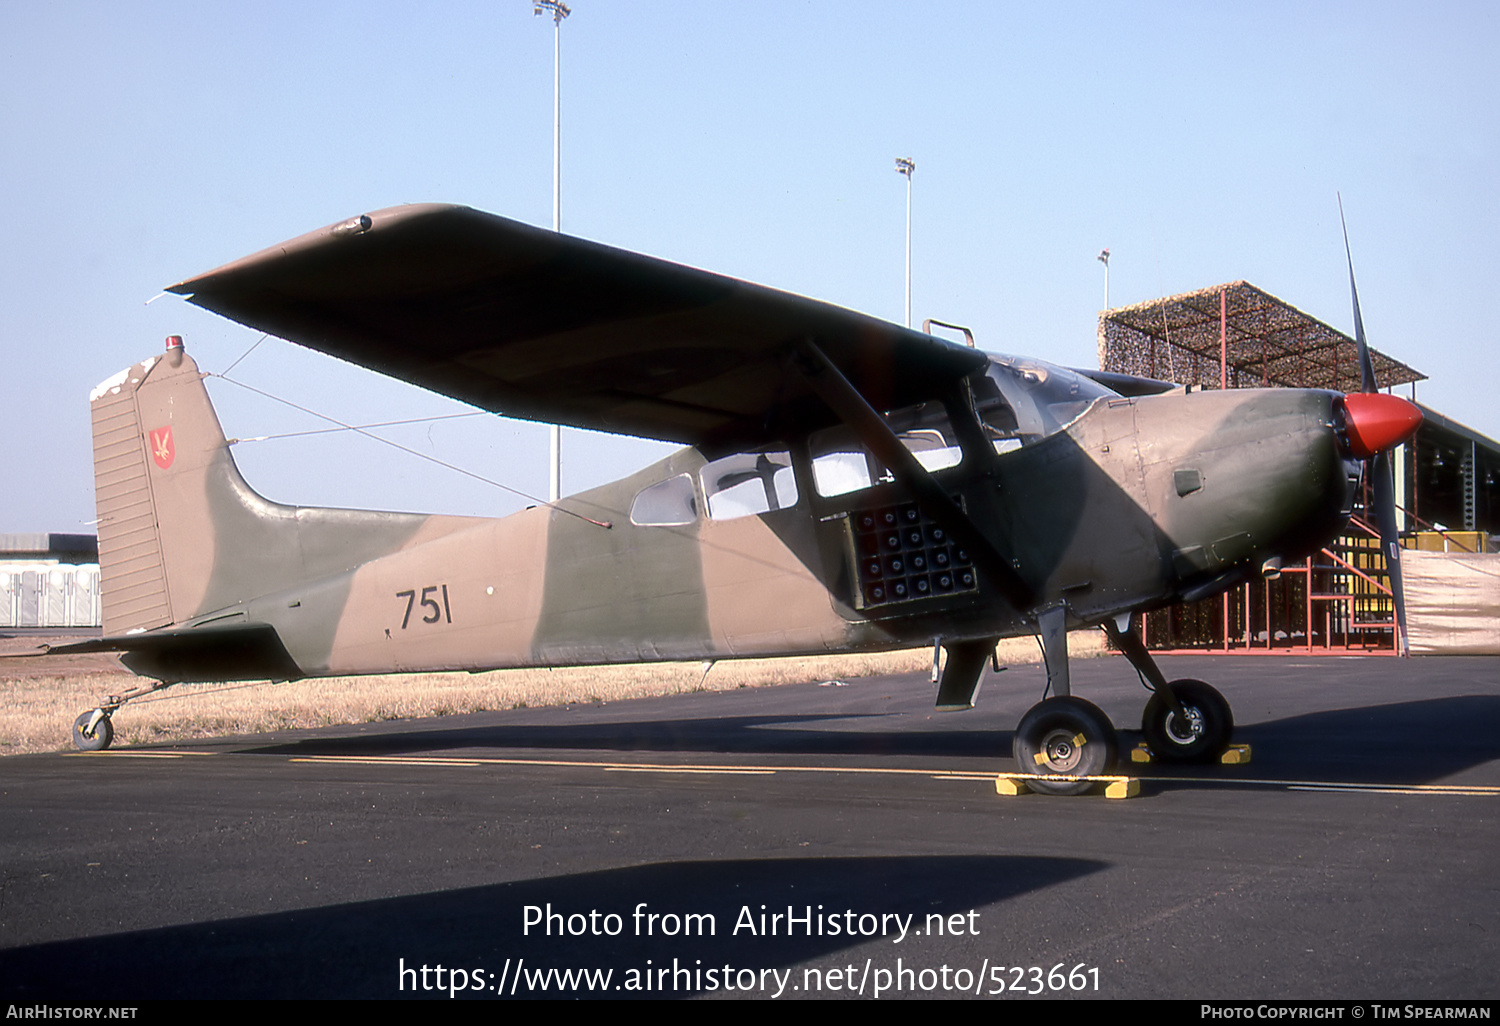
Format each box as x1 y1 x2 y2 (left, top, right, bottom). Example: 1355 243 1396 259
534 0 571 23
1097 248 1110 265
894 157 915 178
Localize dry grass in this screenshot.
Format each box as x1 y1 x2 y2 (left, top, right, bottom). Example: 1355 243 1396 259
0 633 1107 756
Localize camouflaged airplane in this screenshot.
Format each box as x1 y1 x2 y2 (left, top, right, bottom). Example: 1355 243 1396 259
58 203 1423 793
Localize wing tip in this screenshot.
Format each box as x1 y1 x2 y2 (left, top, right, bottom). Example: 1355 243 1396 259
165 202 474 295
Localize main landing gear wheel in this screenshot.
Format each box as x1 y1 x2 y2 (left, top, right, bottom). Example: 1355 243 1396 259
1141 679 1232 763
73 710 114 752
1013 697 1118 796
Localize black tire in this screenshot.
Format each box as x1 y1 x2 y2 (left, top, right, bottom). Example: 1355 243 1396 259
1013 697 1118 796
1141 679 1232 763
73 711 114 752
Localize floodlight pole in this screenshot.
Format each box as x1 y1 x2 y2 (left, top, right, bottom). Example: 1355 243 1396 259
536 1 570 501
895 158 915 328
1097 248 1110 310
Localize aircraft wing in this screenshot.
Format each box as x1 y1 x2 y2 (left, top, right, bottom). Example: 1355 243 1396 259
169 204 986 449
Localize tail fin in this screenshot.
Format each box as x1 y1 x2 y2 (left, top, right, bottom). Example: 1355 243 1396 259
90 337 227 635
90 337 440 640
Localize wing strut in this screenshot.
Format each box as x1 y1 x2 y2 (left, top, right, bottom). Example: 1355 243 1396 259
790 338 1035 612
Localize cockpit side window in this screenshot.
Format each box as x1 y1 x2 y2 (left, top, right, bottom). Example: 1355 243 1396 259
808 401 963 498
886 401 964 472
700 451 798 520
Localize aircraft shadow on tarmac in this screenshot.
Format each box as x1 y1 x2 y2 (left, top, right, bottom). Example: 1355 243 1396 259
0 854 1104 1000
246 710 1011 759
1228 694 1500 785
237 694 1500 789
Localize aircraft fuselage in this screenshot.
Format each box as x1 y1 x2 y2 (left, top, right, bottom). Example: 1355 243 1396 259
111 351 1359 682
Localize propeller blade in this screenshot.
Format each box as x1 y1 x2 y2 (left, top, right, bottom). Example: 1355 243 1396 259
1338 197 1414 654
1372 449 1410 656
1338 194 1377 394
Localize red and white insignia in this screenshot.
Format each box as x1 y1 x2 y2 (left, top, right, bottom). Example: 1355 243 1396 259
150 426 175 469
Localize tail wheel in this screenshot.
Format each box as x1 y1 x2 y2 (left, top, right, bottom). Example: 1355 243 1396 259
1013 697 1118 796
72 711 114 752
1142 679 1232 763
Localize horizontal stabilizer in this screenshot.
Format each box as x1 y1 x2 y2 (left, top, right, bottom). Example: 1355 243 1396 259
48 622 303 683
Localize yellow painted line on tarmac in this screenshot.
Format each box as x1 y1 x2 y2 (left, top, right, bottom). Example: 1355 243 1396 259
1285 783 1500 796
293 755 487 768
474 757 965 777
606 766 775 776
287 754 1500 797
292 753 991 781
67 750 216 758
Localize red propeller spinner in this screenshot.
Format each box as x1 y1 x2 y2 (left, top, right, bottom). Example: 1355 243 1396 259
1342 392 1423 460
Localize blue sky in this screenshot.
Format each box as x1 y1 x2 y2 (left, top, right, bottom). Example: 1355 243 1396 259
3 2 1495 532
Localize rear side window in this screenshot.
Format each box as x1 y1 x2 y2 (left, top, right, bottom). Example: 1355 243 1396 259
630 474 699 526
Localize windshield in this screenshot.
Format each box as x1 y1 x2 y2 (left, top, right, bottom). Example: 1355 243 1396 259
976 355 1118 447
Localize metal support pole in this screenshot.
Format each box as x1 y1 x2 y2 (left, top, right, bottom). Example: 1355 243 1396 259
1220 286 1227 390
1306 556 1314 651
536 1 571 502
895 158 914 328
1222 590 1230 650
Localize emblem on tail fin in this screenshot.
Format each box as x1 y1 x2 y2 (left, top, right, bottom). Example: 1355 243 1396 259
150 426 174 469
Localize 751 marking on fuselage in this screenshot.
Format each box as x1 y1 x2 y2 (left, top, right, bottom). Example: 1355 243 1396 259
395 585 453 630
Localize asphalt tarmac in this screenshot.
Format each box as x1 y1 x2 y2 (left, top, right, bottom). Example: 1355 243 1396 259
1 653 1497 1001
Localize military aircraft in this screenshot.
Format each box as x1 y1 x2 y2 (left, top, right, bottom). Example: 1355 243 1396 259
57 203 1422 793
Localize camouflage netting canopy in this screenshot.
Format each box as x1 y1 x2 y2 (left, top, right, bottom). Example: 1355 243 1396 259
1098 281 1425 393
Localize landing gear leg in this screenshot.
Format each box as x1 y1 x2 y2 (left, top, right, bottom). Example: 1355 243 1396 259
1012 606 1119 795
71 679 175 752
1104 615 1234 764
1038 604 1071 698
